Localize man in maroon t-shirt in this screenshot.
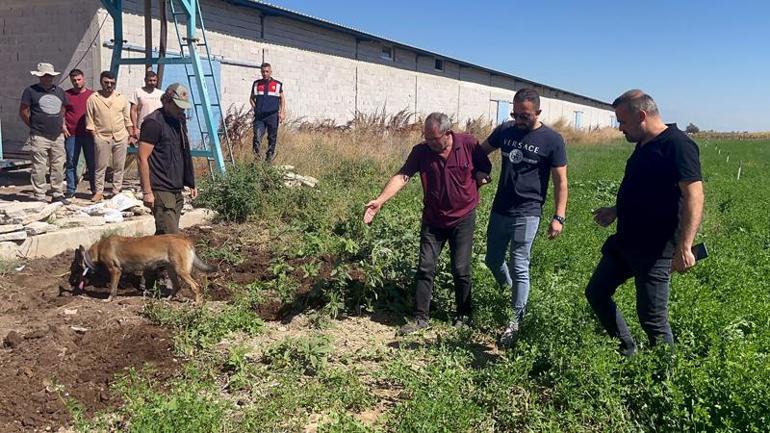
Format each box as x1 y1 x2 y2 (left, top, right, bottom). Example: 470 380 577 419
364 112 492 334
63 68 96 196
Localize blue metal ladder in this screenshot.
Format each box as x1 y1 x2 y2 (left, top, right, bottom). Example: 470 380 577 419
99 0 233 173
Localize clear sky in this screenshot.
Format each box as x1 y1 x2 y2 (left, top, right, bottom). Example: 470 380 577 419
268 0 770 132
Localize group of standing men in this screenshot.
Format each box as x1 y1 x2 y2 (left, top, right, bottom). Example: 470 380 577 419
365 88 704 355
19 62 197 236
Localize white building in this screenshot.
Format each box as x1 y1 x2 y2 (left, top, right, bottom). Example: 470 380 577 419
0 0 616 157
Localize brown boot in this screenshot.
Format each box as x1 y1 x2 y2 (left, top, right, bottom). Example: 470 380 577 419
91 192 104 202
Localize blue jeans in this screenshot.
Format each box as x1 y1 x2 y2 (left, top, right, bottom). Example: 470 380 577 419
64 135 96 194
485 212 540 322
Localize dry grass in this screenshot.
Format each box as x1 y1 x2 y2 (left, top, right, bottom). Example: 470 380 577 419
549 118 623 145
213 107 623 177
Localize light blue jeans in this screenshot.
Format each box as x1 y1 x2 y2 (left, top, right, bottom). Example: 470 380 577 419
485 212 540 322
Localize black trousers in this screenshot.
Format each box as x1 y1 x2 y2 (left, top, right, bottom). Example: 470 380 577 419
585 235 675 349
414 210 475 320
253 113 279 161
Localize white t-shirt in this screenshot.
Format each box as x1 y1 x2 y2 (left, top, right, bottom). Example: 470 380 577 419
129 87 164 128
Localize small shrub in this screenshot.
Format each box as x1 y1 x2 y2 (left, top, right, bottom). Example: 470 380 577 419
263 334 332 375
197 162 284 222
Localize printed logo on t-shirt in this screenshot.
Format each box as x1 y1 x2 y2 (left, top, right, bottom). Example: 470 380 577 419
501 139 540 165
508 148 523 164
39 94 62 115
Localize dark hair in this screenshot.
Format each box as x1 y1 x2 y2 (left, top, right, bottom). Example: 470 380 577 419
612 89 659 116
145 70 158 79
513 88 540 110
68 68 84 77
99 70 115 81
260 62 271 69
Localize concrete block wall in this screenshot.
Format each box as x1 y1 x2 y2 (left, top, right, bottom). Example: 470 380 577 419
0 0 616 157
0 0 102 154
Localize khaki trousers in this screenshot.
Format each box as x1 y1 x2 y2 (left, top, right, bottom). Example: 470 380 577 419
93 135 128 194
27 133 65 200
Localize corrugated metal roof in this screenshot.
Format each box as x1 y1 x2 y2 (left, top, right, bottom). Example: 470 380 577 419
223 0 612 109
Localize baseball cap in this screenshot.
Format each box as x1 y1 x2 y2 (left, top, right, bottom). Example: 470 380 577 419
165 83 192 109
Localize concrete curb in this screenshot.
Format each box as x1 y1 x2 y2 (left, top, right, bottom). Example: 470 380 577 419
0 208 216 260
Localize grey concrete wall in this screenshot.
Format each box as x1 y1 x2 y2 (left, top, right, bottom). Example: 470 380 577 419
0 0 103 156
0 0 616 157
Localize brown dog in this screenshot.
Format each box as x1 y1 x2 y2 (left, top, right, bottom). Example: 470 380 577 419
70 234 216 303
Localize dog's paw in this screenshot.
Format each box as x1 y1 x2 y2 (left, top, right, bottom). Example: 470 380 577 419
103 296 114 303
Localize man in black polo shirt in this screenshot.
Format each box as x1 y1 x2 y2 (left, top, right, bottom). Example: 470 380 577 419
585 89 704 357
137 83 197 235
250 62 285 162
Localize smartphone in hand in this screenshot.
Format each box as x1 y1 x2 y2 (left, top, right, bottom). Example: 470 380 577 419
691 243 708 261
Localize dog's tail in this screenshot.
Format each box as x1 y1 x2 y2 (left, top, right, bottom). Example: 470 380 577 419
192 252 217 273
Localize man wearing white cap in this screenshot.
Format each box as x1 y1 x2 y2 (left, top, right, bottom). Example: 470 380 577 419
137 83 197 235
19 62 69 203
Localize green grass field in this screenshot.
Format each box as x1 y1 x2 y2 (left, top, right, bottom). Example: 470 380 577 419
74 138 769 432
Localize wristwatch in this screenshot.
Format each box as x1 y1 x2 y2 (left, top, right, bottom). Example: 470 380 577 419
552 215 566 225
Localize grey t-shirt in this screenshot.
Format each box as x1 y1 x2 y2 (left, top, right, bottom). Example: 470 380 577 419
21 84 66 137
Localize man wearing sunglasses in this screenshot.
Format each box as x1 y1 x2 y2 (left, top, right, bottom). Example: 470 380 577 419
85 71 132 202
479 88 568 346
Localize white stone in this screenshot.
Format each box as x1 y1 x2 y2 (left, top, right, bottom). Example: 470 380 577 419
16 208 215 259
24 221 55 236
53 216 106 228
21 202 62 225
0 224 24 234
0 242 19 259
0 231 27 242
0 201 46 215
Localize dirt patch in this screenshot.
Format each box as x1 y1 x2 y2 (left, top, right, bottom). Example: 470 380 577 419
0 251 179 433
186 225 337 321
0 223 342 431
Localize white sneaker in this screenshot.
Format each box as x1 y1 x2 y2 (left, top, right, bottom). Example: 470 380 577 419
498 320 520 347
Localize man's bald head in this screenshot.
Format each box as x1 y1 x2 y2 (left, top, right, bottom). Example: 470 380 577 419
612 89 660 117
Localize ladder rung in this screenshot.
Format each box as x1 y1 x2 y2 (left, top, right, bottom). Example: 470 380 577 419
194 102 221 107
187 73 216 78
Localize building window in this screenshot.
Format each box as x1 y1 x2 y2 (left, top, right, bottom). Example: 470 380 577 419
381 46 393 61
574 111 583 129
434 58 444 71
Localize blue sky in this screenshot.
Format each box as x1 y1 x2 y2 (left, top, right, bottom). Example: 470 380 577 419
269 0 770 132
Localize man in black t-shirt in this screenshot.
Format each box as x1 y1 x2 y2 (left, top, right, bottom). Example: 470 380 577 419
137 83 196 235
480 88 569 346
586 90 704 357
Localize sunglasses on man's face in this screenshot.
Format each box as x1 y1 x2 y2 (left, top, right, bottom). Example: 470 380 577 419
511 112 536 121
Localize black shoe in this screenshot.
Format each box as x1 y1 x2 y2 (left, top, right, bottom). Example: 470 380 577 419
619 340 637 357
452 315 472 329
64 191 76 199
398 318 429 335
54 196 71 205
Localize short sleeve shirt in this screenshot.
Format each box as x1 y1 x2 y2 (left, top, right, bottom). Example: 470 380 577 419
129 87 164 128
615 124 702 252
398 132 492 229
64 88 94 136
486 122 567 217
139 109 195 192
21 84 66 137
